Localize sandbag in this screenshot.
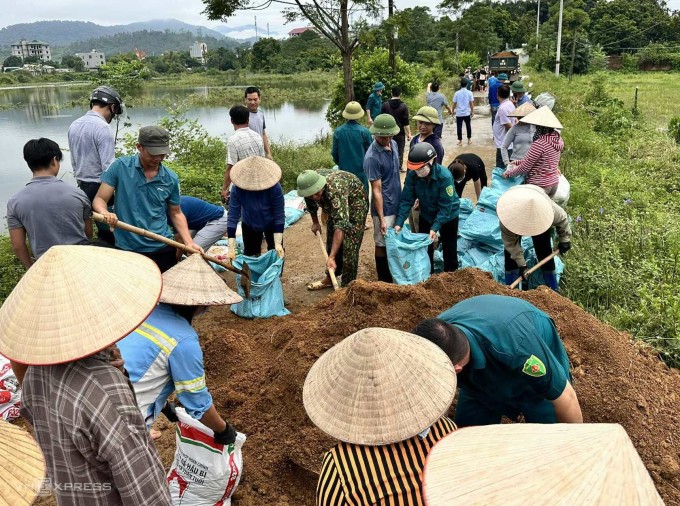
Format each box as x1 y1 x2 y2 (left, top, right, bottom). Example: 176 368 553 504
167 407 246 506
385 227 433 285
284 190 306 229
534 92 556 110
459 206 503 250
553 174 570 208
458 198 474 228
490 167 525 194
231 250 290 318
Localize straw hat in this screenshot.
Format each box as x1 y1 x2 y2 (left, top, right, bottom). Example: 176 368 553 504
412 106 441 125
0 246 161 365
520 105 563 129
160 254 242 305
303 327 456 446
230 156 282 191
342 101 364 120
0 420 46 505
509 102 536 118
497 184 554 236
422 424 664 506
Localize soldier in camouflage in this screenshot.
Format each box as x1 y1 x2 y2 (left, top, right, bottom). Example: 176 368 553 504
297 169 369 289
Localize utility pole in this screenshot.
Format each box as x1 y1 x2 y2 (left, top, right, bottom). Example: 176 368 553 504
267 23 270 37
255 15 258 40
388 0 396 76
555 0 564 76
535 0 541 51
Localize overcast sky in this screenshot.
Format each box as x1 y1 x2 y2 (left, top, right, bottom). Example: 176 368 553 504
2 0 679 39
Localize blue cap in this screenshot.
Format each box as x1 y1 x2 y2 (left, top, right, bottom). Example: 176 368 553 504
373 81 385 91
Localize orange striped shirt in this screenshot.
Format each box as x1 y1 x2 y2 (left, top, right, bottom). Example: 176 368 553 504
316 417 456 506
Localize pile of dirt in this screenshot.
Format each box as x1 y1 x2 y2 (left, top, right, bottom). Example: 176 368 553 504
150 268 680 506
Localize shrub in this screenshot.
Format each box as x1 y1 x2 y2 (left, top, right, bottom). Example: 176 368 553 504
669 116 680 144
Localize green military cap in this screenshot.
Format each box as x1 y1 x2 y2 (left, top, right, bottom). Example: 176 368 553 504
297 170 327 198
342 101 365 120
511 81 527 93
369 114 400 136
412 106 441 125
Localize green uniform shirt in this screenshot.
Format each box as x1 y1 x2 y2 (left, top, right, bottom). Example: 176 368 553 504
304 169 368 232
366 92 383 121
331 121 372 190
439 295 571 411
396 163 459 232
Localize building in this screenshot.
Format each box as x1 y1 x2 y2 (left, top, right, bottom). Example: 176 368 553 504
190 41 208 64
288 27 317 37
11 39 51 62
76 50 106 69
509 47 530 66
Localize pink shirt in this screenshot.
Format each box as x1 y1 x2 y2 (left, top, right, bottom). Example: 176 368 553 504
504 131 563 187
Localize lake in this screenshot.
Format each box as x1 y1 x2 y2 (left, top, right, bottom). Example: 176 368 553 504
0 84 330 232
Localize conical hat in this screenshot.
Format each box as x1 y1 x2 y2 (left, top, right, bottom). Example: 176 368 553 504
0 245 161 365
230 156 282 191
303 327 456 445
160 254 242 305
0 420 46 505
508 102 536 118
520 105 563 129
423 424 664 506
497 184 555 236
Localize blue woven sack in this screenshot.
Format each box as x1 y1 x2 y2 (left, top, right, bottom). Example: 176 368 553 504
385 227 433 285
231 250 290 318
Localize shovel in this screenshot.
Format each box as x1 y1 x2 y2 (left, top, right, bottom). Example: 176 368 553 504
92 212 252 298
315 231 340 291
509 250 559 290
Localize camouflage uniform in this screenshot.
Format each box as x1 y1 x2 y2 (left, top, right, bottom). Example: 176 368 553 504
305 169 368 286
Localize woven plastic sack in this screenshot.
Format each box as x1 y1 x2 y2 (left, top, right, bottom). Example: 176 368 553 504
284 190 306 229
490 168 525 195
459 206 503 250
167 407 246 506
534 92 556 110
458 198 474 228
231 250 290 318
385 227 433 285
553 174 570 208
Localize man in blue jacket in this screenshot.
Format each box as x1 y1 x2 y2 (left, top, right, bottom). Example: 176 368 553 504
395 142 459 273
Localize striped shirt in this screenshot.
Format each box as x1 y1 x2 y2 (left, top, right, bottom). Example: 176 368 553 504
504 131 563 188
316 417 456 506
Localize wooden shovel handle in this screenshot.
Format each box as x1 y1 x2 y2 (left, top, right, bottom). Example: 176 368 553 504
315 231 340 291
91 212 247 278
509 250 560 289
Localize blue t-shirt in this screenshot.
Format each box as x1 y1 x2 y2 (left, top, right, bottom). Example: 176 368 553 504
453 88 474 117
364 140 401 217
180 196 224 230
439 295 571 410
100 154 180 252
118 304 212 427
488 77 501 107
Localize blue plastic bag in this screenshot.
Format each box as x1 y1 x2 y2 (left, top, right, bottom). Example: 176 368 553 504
283 190 306 229
490 167 525 193
385 227 433 285
459 206 503 250
231 250 290 318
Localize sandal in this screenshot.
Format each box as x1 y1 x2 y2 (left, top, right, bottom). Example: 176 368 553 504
307 279 333 291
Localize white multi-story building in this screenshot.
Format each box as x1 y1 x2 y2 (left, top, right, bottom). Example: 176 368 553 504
190 41 207 64
76 50 106 69
11 39 51 62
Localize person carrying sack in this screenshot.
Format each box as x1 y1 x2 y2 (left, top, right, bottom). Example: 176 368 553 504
497 184 571 291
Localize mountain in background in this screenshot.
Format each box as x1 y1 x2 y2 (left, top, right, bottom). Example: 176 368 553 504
0 19 228 47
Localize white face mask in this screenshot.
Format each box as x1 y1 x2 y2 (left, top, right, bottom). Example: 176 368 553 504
415 165 431 178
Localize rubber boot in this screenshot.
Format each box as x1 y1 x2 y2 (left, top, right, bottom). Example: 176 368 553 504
375 256 393 283
505 269 519 287
543 270 559 292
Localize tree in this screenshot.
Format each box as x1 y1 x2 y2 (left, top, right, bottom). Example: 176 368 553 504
61 54 85 71
251 37 281 71
206 47 238 71
201 0 381 102
2 55 23 68
23 55 40 64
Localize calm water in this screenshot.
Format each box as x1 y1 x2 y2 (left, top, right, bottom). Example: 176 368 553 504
0 84 330 232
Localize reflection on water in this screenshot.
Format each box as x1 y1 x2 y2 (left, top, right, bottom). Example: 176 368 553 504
0 84 330 232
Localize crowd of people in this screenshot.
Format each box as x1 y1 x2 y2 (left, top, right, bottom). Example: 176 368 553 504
2 75 578 506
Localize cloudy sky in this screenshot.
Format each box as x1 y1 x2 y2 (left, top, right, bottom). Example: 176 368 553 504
1 0 678 39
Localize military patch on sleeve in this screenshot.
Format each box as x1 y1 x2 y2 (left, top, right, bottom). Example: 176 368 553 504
446 185 454 197
522 355 547 377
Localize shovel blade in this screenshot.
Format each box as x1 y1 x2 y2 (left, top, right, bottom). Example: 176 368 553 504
239 261 252 299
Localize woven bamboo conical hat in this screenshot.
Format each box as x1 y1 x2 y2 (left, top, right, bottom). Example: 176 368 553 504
520 105 563 129
303 327 457 445
0 245 161 365
160 254 242 305
0 420 46 505
497 184 555 236
230 156 282 191
422 424 664 506
509 102 537 118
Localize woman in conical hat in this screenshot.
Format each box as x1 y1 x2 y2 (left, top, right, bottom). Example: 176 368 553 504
500 102 536 167
225 156 285 261
503 106 564 198
305 328 458 506
496 184 572 292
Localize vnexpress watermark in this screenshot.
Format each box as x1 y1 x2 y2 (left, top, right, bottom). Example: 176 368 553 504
33 478 113 496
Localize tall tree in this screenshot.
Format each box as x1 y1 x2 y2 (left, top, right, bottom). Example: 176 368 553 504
201 0 381 102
